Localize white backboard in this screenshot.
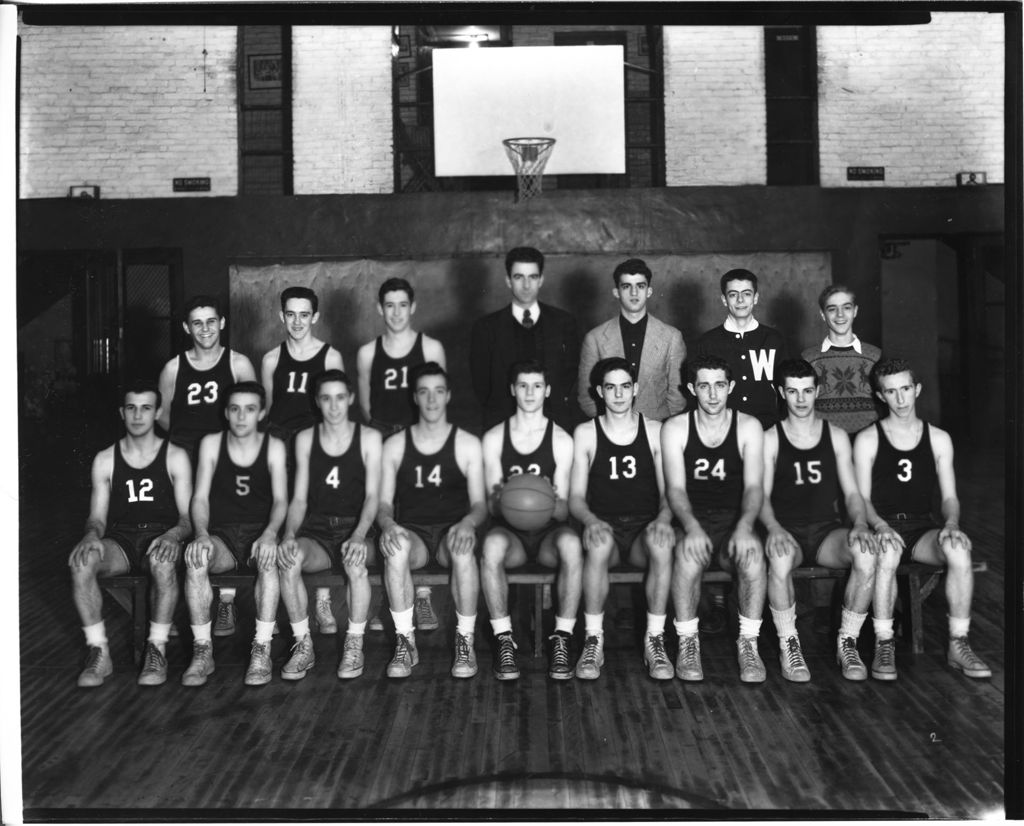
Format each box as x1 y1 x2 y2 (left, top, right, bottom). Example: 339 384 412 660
432 45 626 176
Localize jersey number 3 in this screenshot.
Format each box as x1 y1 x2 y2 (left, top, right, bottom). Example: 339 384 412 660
897 459 913 482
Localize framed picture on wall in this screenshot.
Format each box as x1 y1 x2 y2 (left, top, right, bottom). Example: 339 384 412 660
248 54 282 90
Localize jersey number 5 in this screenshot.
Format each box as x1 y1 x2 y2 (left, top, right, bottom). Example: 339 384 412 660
235 475 250 496
414 464 442 488
186 381 218 405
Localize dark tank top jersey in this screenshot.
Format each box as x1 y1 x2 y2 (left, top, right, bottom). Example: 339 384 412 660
587 415 659 519
501 418 557 480
307 424 366 518
395 426 467 525
369 334 426 428
107 439 178 527
683 410 744 512
270 342 330 432
771 422 840 525
209 433 273 526
169 349 235 449
871 421 937 517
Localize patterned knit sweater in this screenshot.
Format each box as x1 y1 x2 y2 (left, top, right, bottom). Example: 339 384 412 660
801 341 882 434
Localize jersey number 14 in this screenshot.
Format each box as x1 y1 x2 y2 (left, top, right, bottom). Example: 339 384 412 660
414 464 442 487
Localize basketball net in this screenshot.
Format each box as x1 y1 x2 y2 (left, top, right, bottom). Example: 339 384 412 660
503 137 556 203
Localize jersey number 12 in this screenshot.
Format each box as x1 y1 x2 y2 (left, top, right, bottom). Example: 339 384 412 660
125 478 154 502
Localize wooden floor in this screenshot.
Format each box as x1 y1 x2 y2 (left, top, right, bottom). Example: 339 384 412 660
16 424 1009 819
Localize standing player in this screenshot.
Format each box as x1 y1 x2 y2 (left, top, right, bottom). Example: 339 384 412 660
377 363 487 678
853 358 991 680
801 285 882 435
578 258 687 421
277 370 382 680
355 277 446 630
662 354 767 682
158 295 256 637
182 381 288 687
568 357 676 681
69 381 192 688
760 359 879 682
480 360 583 680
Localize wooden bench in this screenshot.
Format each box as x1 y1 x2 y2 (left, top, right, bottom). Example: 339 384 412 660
100 560 987 664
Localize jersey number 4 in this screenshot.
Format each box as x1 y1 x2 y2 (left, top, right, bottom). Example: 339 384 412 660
384 366 409 390
414 464 442 488
186 381 218 405
693 458 726 481
325 466 341 489
125 479 154 502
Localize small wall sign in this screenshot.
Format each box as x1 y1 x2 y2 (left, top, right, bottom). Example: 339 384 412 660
847 166 885 181
173 177 211 192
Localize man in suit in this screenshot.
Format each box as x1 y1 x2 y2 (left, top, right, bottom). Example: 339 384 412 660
470 246 581 432
577 258 687 422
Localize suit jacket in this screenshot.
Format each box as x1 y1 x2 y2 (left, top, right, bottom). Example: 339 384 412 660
577 313 687 421
470 302 580 432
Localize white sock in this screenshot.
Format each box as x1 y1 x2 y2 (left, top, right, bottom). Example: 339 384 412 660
839 608 867 640
347 620 366 636
315 587 330 602
456 612 476 637
554 616 576 635
584 612 604 637
873 617 895 641
83 621 107 648
948 615 971 638
191 621 212 644
770 603 797 639
738 614 762 639
415 585 432 599
255 619 276 644
290 618 310 639
646 613 667 637
219 588 236 603
392 606 414 637
490 615 513 636
674 617 699 637
147 621 171 648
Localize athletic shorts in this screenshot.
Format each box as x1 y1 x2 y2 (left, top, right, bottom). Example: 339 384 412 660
783 519 844 564
881 513 938 562
589 513 657 558
692 509 739 569
106 523 175 573
487 517 565 562
405 520 482 558
297 514 377 571
210 522 266 568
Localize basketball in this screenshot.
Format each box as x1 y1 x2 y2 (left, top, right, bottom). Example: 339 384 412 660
499 473 557 532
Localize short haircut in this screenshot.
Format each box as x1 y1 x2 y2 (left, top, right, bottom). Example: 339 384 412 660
507 359 549 387
872 357 918 390
410 361 448 389
313 368 354 396
121 379 162 409
778 358 818 387
719 268 758 295
225 380 267 409
687 354 733 384
818 284 857 311
280 286 319 314
612 258 653 288
378 277 414 305
505 246 545 276
183 294 222 321
593 356 637 386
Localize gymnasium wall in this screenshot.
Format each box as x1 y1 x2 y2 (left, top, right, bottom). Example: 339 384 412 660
817 13 1005 187
18 22 239 198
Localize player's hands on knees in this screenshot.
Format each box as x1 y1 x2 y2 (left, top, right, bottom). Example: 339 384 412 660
728 524 762 561
277 537 300 570
341 536 368 567
252 532 279 572
681 528 713 567
69 536 105 568
185 535 214 569
447 519 477 556
848 524 879 555
645 518 675 551
379 524 408 558
874 523 905 555
147 533 182 565
582 518 612 549
765 527 798 560
939 524 972 552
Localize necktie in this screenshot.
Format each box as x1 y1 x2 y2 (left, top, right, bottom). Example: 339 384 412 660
522 309 534 329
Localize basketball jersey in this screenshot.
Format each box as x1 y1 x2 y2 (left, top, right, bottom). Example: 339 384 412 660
771 422 839 525
871 421 937 517
500 418 557 481
107 439 178 528
369 334 425 428
307 424 366 518
209 433 273 526
169 349 235 450
587 415 659 520
269 342 330 433
683 410 744 512
395 426 467 525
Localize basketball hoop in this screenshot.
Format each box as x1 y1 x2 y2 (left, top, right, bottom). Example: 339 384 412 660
503 137 556 202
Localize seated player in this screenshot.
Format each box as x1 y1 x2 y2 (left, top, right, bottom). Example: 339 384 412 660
662 354 767 682
69 381 192 688
277 370 382 680
376 363 487 678
568 357 675 681
480 360 583 680
182 381 288 687
355 277 446 632
853 358 991 680
760 359 878 682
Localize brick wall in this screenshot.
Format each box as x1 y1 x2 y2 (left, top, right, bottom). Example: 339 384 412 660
292 26 393 194
663 27 767 186
18 21 238 198
818 13 1004 186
